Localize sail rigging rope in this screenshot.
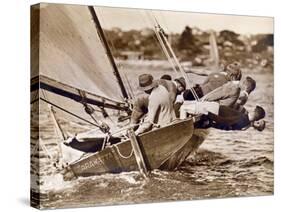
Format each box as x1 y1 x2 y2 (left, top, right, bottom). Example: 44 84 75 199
78 89 100 124
141 10 177 68
38 138 61 169
31 98 39 104
157 26 200 101
40 98 101 128
123 72 135 100
31 141 39 158
31 89 39 105
40 139 52 160
154 26 179 74
141 10 179 74
146 11 200 101
40 89 66 167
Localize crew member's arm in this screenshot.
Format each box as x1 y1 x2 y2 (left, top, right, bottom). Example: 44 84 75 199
130 109 145 128
218 91 240 107
236 91 249 106
201 86 225 101
130 95 148 125
135 97 159 135
201 82 240 107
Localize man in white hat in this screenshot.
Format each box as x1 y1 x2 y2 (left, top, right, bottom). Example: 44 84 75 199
134 74 176 135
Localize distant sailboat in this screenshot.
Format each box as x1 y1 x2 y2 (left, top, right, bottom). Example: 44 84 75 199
209 30 220 70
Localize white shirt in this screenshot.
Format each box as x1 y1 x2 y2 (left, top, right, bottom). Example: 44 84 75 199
180 101 220 119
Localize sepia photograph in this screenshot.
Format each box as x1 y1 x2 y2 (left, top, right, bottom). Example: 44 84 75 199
30 3 274 209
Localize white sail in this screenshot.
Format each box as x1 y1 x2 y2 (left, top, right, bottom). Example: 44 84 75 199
31 4 130 128
38 3 124 102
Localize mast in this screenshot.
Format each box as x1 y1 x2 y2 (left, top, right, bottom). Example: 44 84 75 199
88 6 129 100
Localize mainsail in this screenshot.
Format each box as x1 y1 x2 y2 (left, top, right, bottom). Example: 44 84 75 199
31 4 129 128
39 4 125 101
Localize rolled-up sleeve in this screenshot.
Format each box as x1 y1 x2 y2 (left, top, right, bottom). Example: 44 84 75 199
135 95 159 135
130 95 149 124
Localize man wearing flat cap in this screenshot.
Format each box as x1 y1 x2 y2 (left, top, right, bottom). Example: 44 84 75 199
134 74 176 135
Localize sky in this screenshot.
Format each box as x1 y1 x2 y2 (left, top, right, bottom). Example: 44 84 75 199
95 6 273 35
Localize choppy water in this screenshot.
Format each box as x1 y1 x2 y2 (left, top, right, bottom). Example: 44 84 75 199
31 71 273 209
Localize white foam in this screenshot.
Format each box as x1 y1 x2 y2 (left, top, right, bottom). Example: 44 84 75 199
40 174 79 193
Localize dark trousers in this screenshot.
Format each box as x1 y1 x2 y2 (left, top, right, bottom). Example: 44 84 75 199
183 85 204 100
208 106 250 130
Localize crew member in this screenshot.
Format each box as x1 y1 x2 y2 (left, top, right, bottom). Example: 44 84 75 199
232 76 256 112
183 61 242 100
130 76 186 125
134 74 176 135
201 76 256 107
207 105 266 131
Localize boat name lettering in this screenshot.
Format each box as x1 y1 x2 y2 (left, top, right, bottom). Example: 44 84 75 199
78 153 111 171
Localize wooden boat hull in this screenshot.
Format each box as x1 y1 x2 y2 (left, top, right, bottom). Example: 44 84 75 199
160 128 209 170
69 119 194 177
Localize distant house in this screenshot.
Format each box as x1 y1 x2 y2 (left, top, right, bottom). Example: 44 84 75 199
119 51 144 60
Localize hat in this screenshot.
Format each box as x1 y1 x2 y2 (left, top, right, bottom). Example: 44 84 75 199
138 74 157 91
174 77 186 90
255 105 266 120
160 74 172 81
244 76 256 94
226 61 242 81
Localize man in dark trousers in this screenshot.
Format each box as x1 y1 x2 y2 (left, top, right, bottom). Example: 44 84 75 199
203 105 266 131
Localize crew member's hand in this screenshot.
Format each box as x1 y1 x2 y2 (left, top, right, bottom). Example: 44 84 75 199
237 93 248 106
100 122 110 133
175 94 184 104
134 130 140 136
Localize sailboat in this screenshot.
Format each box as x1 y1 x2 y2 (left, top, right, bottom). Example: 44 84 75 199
31 3 208 179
